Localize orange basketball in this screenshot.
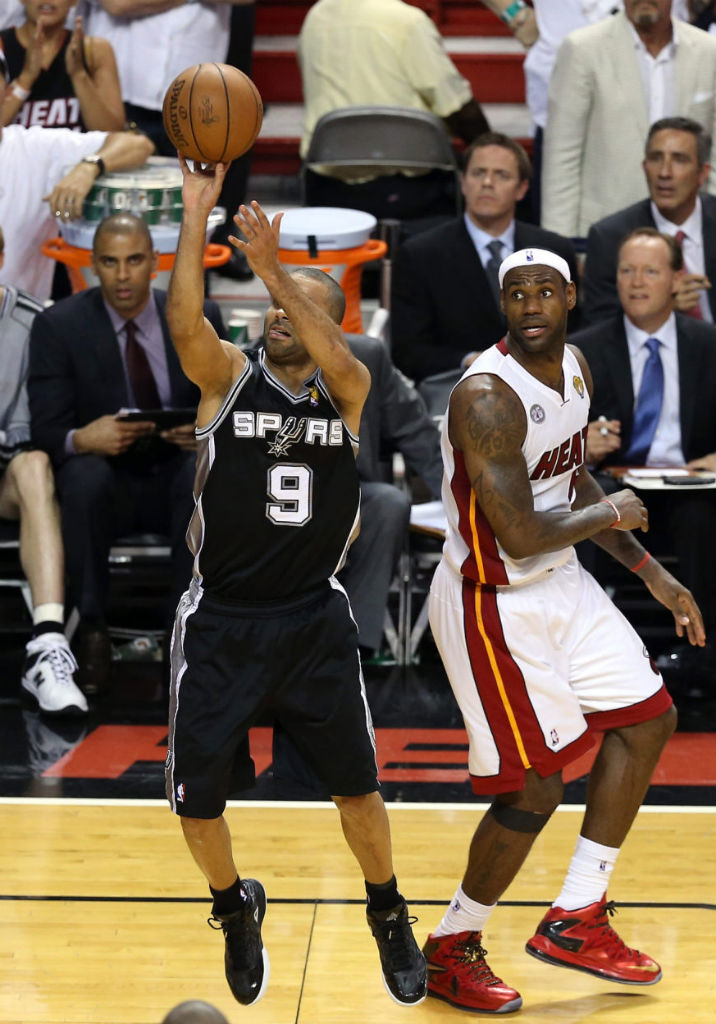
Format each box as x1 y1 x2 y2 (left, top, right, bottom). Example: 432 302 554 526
162 63 263 163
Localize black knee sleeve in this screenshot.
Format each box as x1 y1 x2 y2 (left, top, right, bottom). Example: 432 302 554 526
488 801 552 834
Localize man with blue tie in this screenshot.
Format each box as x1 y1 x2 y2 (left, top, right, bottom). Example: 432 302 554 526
573 227 716 668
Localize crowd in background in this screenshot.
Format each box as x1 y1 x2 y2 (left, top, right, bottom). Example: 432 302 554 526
0 0 714 712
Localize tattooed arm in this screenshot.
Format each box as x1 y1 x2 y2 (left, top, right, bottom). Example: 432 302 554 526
449 373 648 559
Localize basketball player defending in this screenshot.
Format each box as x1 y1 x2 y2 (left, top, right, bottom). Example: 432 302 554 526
423 248 705 1013
163 156 427 1009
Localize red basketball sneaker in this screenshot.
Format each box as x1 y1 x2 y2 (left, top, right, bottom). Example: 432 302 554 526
525 895 662 985
422 931 522 1013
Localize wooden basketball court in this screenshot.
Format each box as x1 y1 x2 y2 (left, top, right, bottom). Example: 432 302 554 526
1 799 713 1023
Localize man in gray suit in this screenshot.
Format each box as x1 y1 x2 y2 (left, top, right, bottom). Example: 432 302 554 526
583 116 716 324
542 1 716 238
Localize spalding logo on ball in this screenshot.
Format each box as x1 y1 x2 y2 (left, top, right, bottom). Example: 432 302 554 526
162 63 263 163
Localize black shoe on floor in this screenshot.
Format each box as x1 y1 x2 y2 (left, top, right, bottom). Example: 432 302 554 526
367 900 427 1005
208 878 269 1005
214 249 255 281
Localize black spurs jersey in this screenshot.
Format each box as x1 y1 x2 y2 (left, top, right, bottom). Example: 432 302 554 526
187 349 361 603
1 29 88 131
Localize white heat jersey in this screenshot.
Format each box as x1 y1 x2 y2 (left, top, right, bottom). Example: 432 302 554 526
441 339 590 586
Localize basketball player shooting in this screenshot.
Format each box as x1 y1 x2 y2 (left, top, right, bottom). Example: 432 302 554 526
420 249 705 1013
163 156 427 1009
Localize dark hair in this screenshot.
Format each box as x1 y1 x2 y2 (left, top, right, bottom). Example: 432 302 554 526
646 117 711 166
617 226 684 272
92 213 154 252
462 131 532 183
289 267 346 323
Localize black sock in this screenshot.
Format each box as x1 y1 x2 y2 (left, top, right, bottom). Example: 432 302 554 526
365 875 401 913
32 620 65 639
210 876 245 916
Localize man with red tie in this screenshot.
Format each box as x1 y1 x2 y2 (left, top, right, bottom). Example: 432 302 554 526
27 213 225 694
583 116 716 325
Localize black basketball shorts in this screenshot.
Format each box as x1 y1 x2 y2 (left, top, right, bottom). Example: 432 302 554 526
165 579 379 818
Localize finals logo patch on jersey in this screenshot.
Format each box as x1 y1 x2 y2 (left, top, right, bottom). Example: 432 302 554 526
307 384 320 407
530 403 546 424
573 375 585 398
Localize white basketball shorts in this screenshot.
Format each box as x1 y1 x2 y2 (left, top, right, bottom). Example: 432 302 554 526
429 552 672 794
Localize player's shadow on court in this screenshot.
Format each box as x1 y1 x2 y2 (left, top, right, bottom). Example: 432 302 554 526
521 990 659 1019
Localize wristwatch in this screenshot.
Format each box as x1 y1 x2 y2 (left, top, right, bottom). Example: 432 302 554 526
80 154 106 178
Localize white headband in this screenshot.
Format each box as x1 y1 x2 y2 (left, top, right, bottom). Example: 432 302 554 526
498 248 571 288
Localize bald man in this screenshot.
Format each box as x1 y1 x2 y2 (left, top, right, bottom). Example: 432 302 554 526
28 213 225 695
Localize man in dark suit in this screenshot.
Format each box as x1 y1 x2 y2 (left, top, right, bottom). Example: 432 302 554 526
28 213 225 694
390 132 579 383
583 116 716 325
574 228 715 665
342 334 442 658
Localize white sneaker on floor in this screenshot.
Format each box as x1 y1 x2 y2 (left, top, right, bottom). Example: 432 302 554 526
21 633 88 715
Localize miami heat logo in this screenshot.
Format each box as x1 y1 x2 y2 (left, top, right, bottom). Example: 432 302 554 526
267 416 307 456
573 375 585 398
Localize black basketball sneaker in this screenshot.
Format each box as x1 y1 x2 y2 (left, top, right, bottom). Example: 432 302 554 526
208 878 269 1004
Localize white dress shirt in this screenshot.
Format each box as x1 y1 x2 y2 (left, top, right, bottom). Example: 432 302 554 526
651 196 712 322
623 310 685 465
462 214 516 273
630 19 677 125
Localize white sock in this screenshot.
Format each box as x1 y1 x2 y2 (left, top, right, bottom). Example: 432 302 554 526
553 835 619 911
433 885 496 937
32 603 64 627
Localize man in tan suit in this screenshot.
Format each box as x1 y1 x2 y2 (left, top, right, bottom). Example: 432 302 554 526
542 0 716 239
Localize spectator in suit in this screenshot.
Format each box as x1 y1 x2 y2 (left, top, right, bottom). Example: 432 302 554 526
574 228 715 661
390 132 578 383
297 0 489 221
542 1 716 239
584 116 715 324
339 333 443 659
0 224 87 716
0 51 154 300
28 213 225 695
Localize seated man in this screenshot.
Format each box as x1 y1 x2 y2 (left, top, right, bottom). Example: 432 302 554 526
391 133 578 383
583 117 716 325
0 224 86 715
340 334 443 658
28 213 225 694
297 0 489 221
573 228 716 664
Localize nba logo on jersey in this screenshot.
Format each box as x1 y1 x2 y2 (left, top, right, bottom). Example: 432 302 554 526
176 782 186 803
599 860 607 871
550 728 559 746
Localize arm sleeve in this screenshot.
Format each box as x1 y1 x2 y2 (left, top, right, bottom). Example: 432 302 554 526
373 343 443 498
391 243 470 381
28 312 78 466
541 34 593 236
42 129 110 195
400 16 473 117
582 223 622 325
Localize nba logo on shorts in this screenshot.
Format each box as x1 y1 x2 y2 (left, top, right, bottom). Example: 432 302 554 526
599 860 607 871
176 782 186 803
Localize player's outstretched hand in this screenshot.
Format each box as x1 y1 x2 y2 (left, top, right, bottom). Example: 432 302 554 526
640 560 706 647
608 488 648 532
229 202 283 279
178 153 228 216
